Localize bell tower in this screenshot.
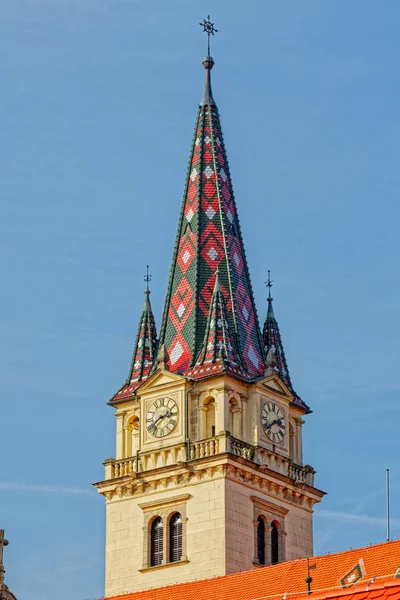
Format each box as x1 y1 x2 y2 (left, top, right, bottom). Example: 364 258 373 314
95 19 325 598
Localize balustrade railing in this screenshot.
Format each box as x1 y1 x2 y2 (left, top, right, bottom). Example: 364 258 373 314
104 434 314 487
189 437 219 459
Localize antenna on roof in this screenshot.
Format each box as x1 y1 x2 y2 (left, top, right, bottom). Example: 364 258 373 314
386 468 391 542
305 557 316 595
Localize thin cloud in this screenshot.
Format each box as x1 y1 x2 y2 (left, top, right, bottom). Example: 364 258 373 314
0 482 92 496
316 509 400 528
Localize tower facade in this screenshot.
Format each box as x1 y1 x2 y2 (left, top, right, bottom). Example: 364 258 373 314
96 51 324 598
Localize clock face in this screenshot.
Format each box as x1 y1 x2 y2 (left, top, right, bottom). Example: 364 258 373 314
146 397 179 438
261 401 285 443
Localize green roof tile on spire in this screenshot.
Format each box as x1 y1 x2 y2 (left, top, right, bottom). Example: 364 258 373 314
262 294 310 412
158 55 265 381
111 287 158 402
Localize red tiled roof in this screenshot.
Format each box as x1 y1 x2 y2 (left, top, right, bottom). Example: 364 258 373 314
105 540 400 600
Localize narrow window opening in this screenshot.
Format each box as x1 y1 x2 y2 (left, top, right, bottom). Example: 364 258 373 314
211 425 215 437
150 517 163 567
271 522 279 565
257 516 265 565
169 513 183 563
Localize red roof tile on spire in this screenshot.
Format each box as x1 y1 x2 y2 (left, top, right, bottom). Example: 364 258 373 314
104 540 400 600
158 57 265 380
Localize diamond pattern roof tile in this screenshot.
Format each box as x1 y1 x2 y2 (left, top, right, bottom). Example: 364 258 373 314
158 57 265 381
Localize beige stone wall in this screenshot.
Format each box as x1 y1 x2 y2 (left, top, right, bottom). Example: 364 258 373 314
105 477 226 597
224 477 313 575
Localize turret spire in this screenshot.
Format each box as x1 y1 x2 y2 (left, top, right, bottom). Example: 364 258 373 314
111 269 158 401
262 273 309 411
189 269 247 380
158 34 265 381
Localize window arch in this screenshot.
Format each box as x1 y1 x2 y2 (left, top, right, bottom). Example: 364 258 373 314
169 512 183 563
256 516 266 565
205 398 216 438
150 517 163 566
271 521 279 565
229 397 242 438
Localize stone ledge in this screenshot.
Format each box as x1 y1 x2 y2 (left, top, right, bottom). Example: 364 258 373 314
139 558 190 573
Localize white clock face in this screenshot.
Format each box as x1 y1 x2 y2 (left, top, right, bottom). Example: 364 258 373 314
261 401 285 443
146 397 179 438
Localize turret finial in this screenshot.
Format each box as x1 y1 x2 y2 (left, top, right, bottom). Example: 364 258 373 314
144 265 151 294
199 16 218 106
199 15 218 57
266 269 274 300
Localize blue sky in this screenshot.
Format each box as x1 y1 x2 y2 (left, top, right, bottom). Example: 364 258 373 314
1 1 400 598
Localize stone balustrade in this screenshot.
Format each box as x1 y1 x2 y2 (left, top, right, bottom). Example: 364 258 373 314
189 437 219 459
104 434 314 487
228 437 255 461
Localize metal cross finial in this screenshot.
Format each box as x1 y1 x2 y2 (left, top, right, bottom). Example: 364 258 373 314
0 530 9 584
266 269 274 299
199 15 218 56
144 265 151 292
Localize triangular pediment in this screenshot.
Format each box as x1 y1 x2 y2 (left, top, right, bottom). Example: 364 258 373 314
136 368 186 394
257 373 294 400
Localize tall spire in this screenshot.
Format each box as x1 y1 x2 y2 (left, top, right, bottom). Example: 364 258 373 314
158 33 265 381
0 530 17 600
112 269 158 402
262 273 309 411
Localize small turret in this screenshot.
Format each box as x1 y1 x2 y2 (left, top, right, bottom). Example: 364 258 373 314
111 268 158 402
263 272 310 411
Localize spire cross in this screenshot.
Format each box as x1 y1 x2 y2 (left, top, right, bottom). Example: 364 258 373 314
199 15 218 56
0 529 8 584
266 269 274 299
144 265 151 292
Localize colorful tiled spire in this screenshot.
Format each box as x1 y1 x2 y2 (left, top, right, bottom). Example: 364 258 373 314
112 285 158 401
158 55 265 380
262 287 309 411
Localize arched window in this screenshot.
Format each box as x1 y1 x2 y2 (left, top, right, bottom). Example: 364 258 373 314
271 521 279 565
256 516 265 565
150 517 163 566
169 512 183 563
229 398 242 438
205 399 216 438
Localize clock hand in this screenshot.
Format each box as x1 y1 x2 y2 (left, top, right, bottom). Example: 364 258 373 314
153 409 172 427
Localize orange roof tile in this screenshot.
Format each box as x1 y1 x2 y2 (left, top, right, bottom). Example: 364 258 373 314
105 539 400 600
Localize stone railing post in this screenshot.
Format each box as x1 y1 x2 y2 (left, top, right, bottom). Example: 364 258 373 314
104 457 116 480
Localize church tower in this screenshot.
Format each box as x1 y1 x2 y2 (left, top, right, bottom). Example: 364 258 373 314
96 24 324 597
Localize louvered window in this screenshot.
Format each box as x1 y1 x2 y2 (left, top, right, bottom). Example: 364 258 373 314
150 517 163 567
271 522 279 565
169 513 183 563
256 516 265 565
